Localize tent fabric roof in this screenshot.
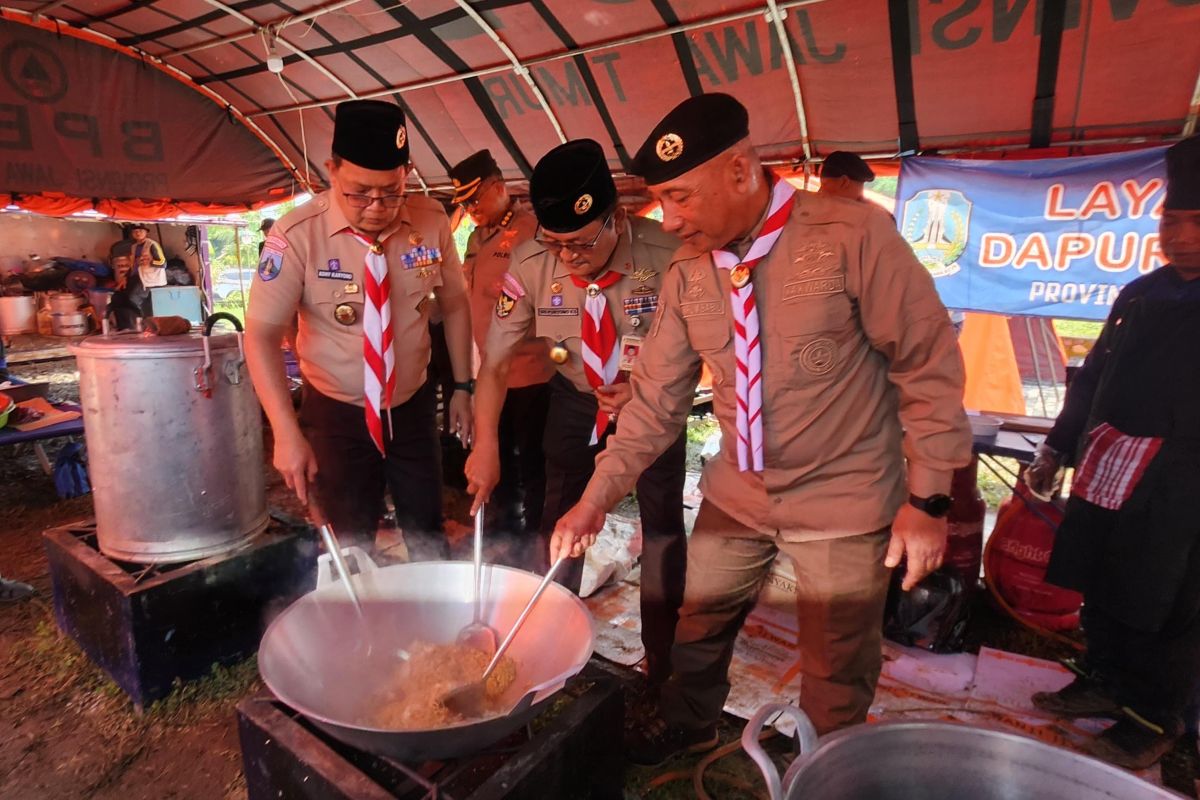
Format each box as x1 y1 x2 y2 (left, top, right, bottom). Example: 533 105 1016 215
3 0 1198 203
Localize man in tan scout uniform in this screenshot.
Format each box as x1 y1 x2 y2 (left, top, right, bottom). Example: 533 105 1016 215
552 94 971 764
464 139 688 690
450 149 551 568
245 100 474 561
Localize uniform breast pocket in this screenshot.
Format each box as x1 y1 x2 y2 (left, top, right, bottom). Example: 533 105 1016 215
399 265 444 310
310 284 363 328
685 317 732 386
777 293 855 383
535 313 579 344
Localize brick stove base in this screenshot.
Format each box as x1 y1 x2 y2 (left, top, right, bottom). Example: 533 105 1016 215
236 661 625 800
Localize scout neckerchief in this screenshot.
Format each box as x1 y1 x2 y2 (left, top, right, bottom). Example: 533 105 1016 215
711 178 797 472
569 269 624 445
344 231 395 455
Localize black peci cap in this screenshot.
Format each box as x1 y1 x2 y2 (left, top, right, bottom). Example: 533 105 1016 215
529 139 617 233
449 150 501 205
821 151 875 183
332 100 409 171
1165 135 1200 211
631 93 750 185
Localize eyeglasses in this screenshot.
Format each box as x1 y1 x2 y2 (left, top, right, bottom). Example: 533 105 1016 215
342 192 405 209
535 212 613 254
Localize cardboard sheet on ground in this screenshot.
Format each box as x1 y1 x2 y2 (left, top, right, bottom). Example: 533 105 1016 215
586 574 1160 784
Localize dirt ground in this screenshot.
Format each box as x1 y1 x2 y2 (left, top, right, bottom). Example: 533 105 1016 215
2 357 1197 799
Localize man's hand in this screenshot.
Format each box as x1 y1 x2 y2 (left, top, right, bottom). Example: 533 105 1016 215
1024 444 1063 500
550 500 607 563
594 383 633 416
464 443 500 516
274 430 319 506
885 503 948 591
449 390 474 449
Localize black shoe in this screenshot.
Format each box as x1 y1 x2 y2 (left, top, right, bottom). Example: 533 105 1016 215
1084 716 1180 770
625 716 718 767
1032 677 1119 718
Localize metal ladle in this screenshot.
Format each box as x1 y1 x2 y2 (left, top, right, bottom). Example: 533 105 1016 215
456 505 499 655
441 557 566 718
309 493 364 618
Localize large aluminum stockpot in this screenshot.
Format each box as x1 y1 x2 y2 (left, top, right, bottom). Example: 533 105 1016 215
743 703 1184 800
258 552 595 762
70 314 267 563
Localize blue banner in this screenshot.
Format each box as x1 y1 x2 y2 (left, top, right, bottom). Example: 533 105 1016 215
896 148 1167 320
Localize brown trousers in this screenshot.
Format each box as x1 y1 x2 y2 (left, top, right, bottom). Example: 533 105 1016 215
661 500 892 735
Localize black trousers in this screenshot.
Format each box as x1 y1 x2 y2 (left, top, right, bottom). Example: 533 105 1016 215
1082 602 1200 733
486 382 551 570
540 375 688 685
299 382 448 561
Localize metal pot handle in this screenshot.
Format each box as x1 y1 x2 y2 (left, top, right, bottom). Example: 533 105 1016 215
195 312 246 395
741 702 819 800
316 546 378 589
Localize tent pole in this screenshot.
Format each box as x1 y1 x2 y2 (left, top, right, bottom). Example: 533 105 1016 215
197 0 359 99
163 0 364 59
764 0 813 162
1023 317 1049 417
248 0 831 119
1184 64 1200 138
451 0 567 144
233 224 246 319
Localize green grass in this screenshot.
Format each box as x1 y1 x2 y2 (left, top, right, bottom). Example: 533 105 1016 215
1052 319 1103 339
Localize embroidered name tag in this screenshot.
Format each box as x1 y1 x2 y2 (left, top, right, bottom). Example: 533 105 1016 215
783 275 845 300
318 267 353 281
402 246 442 270
681 301 723 317
537 307 580 317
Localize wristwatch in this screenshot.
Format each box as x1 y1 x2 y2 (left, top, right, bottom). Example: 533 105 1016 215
453 380 475 395
909 493 952 518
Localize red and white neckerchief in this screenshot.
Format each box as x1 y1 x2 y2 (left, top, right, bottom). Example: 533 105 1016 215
711 179 798 472
569 270 624 445
1071 422 1163 510
345 231 395 455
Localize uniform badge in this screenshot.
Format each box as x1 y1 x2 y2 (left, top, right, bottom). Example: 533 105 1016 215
369 242 384 255
401 246 442 271
656 133 684 162
574 194 593 215
334 303 357 325
551 294 564 307
800 338 837 376
730 264 751 289
396 124 407 150
257 249 283 282
409 230 424 246
619 335 644 371
550 281 563 294
622 295 659 315
586 283 601 298
317 257 354 280
549 343 569 364
496 291 516 318
630 316 642 328
344 282 360 294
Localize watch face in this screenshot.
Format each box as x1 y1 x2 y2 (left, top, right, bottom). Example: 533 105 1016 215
927 495 953 517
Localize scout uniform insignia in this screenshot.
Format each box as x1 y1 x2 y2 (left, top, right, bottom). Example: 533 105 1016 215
334 303 357 325
630 268 658 295
258 233 287 282
550 343 569 364
656 133 684 162
730 263 751 289
409 230 423 246
618 335 644 371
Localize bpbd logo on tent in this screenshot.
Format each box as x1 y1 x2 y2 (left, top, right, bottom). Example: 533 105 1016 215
901 190 972 278
896 148 1167 321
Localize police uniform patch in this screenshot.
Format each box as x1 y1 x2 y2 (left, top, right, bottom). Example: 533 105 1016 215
496 291 516 318
257 249 283 282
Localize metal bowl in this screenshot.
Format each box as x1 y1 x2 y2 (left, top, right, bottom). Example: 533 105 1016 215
258 550 595 762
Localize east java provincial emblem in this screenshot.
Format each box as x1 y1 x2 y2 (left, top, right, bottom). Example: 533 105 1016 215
900 189 972 278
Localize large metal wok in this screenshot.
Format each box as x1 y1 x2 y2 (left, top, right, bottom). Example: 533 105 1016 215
258 549 594 762
743 703 1184 799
